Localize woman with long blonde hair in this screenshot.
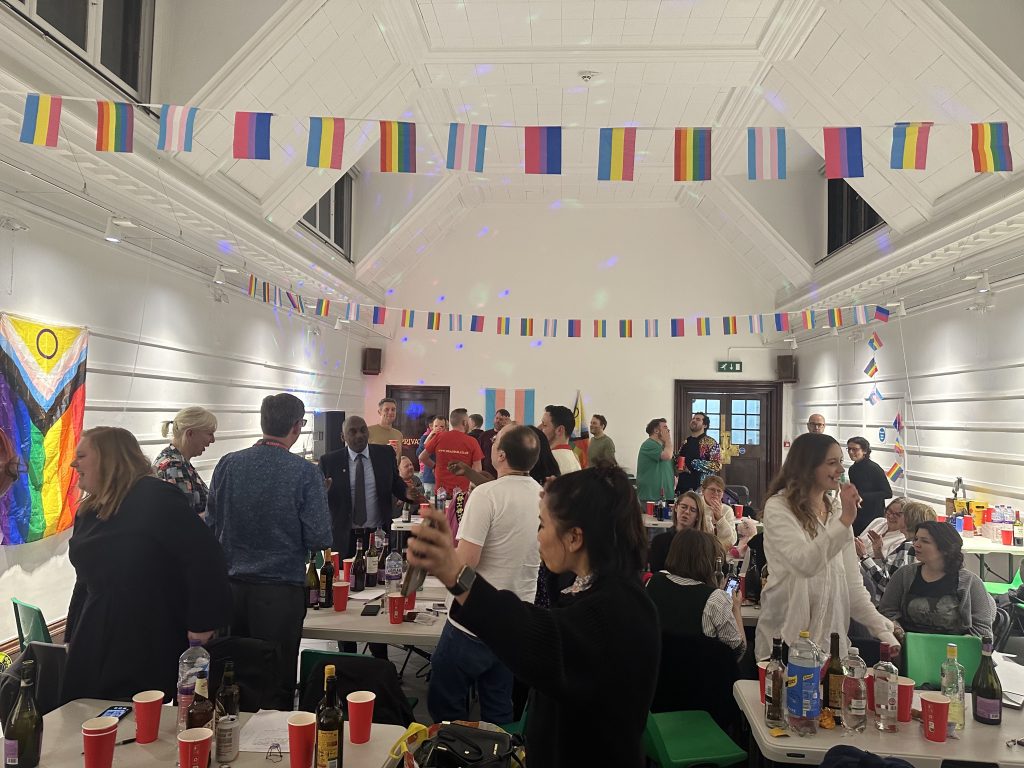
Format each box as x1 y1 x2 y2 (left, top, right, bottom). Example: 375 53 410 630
648 491 723 573
63 426 231 703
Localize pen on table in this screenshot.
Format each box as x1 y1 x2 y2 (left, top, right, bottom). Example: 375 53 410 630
81 738 135 753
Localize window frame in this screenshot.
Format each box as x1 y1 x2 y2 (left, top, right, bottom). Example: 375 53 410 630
300 173 354 263
824 177 885 261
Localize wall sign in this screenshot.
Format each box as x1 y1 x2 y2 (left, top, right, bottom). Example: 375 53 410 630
878 427 886 443
717 361 743 373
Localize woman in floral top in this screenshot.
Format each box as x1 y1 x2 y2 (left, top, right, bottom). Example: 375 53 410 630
154 406 217 516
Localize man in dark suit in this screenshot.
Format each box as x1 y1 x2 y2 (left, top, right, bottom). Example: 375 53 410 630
319 415 414 559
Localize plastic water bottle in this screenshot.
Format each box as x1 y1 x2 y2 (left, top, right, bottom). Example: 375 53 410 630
840 647 868 733
786 630 821 735
436 486 448 511
385 548 404 593
941 642 966 731
176 640 210 735
374 526 387 552
873 642 899 732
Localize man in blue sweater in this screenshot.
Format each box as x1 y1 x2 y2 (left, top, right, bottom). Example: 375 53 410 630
207 393 332 709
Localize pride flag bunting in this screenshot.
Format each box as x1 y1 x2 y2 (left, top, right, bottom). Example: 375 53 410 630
96 101 134 153
774 313 790 332
261 283 273 304
446 123 487 172
307 117 346 169
520 318 534 336
893 412 904 432
448 313 462 332
890 121 932 170
894 437 905 456
20 94 62 148
674 127 711 181
823 126 864 179
696 317 711 336
157 105 198 152
496 316 511 335
868 331 883 352
524 126 561 175
670 318 685 337
593 320 607 338
827 308 843 328
874 305 890 322
747 127 786 180
345 303 361 322
314 299 330 317
886 462 904 482
972 122 1013 172
852 305 869 325
597 127 637 181
645 319 659 338
380 121 416 173
801 310 815 330
372 306 387 325
424 312 440 330
567 320 581 338
247 275 258 298
285 291 305 313
469 315 485 332
722 316 738 335
864 358 878 377
619 319 633 338
401 309 415 328
866 385 885 405
748 314 764 334
544 319 557 337
233 111 271 160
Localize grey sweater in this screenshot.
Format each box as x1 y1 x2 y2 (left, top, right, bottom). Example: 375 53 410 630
878 563 996 639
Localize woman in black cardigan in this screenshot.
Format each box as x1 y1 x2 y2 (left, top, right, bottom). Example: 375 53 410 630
408 465 659 768
846 436 893 536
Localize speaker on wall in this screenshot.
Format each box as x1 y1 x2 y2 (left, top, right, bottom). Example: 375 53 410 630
313 410 346 458
777 354 798 383
362 347 382 375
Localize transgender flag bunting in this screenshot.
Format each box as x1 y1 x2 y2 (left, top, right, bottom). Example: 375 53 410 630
544 319 557 338
446 123 487 172
747 127 786 180
157 105 198 152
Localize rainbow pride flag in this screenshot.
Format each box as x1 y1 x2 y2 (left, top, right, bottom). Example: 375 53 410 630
823 126 863 179
157 105 198 152
233 111 272 160
0 314 87 544
886 462 904 482
670 318 685 337
524 126 561 174
645 319 659 338
568 320 582 338
426 312 441 330
774 313 790 332
827 308 843 328
314 299 330 317
864 358 878 378
972 122 1012 172
400 309 415 328
520 318 534 336
747 127 786 180
379 121 416 173
496 317 511 335
674 127 711 181
247 275 258 298
285 291 305 314
597 127 637 181
868 331 883 352
20 94 62 148
307 117 346 170
619 319 633 338
722 316 738 335
890 121 932 170
96 101 134 153
696 317 711 336
446 123 487 172
801 310 815 330
372 306 387 325
593 320 608 338
469 315 485 332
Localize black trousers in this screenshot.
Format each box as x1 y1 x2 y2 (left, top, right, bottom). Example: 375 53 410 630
229 580 306 710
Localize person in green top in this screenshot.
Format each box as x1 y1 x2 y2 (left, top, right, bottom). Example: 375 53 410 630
588 414 616 465
636 418 675 502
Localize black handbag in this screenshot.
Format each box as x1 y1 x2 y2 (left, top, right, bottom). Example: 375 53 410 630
415 723 519 768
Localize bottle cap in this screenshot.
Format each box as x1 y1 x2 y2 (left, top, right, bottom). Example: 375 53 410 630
799 630 810 638
849 647 859 656
947 643 958 657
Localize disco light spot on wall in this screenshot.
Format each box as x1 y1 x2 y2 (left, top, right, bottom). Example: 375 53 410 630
416 244 426 253
218 239 233 253
456 343 464 350
592 290 608 309
499 289 510 298
402 336 409 343
876 230 892 252
438 295 446 302
403 111 414 119
417 379 425 385
405 403 425 419
475 64 493 75
549 200 562 210
477 227 490 237
386 288 396 295
599 256 618 270
531 340 542 348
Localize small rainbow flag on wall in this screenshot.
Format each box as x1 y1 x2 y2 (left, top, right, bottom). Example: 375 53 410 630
307 117 346 170
801 310 815 330
774 313 790 332
886 462 904 482
890 121 932 170
96 101 134 153
827 308 843 328
864 358 878 377
20 93 62 148
524 126 561 175
894 437 905 456
314 299 330 317
157 104 198 152
868 331 883 351
670 318 685 337
372 306 387 325
496 316 511 335
619 319 633 338
247 275 258 297
823 126 863 179
874 305 890 322
674 127 711 181
852 305 869 325
469 315 485 332
645 319 659 338
597 127 637 181
971 121 1013 172
748 314 764 334
722 316 738 335
426 311 441 330
233 111 271 160
520 318 534 336
379 121 416 173
446 123 487 172
544 319 557 337
696 317 711 336
567 319 582 338
448 313 462 332
593 320 608 338
747 127 786 180
400 309 415 328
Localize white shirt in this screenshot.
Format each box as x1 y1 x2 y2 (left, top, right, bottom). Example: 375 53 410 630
662 574 745 655
704 503 738 548
754 493 897 661
857 517 905 560
449 474 542 635
551 447 581 475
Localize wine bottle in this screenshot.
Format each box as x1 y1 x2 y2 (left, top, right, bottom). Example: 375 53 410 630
825 632 845 717
315 673 342 768
352 538 367 592
972 636 1002 725
366 532 379 588
214 661 240 763
217 660 240 717
319 548 335 609
305 551 320 609
764 637 786 729
2 660 42 768
187 669 215 732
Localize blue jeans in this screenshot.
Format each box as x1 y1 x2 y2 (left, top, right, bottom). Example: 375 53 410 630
427 622 514 724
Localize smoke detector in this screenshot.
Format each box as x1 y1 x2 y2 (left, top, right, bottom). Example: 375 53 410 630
578 70 598 82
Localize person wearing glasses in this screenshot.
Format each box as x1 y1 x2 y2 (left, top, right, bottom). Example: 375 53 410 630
207 393 332 710
806 414 826 434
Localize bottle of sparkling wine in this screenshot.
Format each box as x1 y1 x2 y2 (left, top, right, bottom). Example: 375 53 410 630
972 636 1002 725
352 537 367 592
305 550 320 609
2 660 42 768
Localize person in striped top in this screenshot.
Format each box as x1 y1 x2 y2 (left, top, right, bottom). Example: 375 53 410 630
857 501 937 596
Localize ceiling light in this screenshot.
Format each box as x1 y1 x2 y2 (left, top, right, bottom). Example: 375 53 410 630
103 215 121 243
213 266 227 285
334 318 349 330
977 271 991 293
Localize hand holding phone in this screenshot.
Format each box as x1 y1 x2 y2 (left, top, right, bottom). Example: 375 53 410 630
724 575 741 596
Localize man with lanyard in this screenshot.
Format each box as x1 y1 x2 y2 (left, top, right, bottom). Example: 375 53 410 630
207 393 332 710
674 411 722 495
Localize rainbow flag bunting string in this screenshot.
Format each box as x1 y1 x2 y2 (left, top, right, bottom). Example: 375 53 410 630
400 309 415 328
314 299 330 317
247 275 258 297
722 316 737 335
524 126 562 175
674 127 712 181
20 93 62 148
567 319 581 338
425 311 440 330
379 121 416 173
801 310 815 330
972 121 1013 172
306 117 346 170
496 316 511 335
96 101 134 153
886 462 904 482
593 319 607 338
894 437 905 456
520 318 534 336
619 319 633 338
469 315 484 332
868 331 883 351
233 111 271 160
864 358 878 377
890 121 932 170
823 126 864 179
446 123 487 172
158 105 198 152
670 319 685 337
597 127 637 181
696 317 711 336
747 127 786 180
827 308 843 328
645 319 659 338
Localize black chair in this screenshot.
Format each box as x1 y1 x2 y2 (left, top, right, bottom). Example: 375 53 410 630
724 486 750 507
205 637 280 712
0 641 67 721
652 632 740 731
994 606 1012 651
299 655 414 726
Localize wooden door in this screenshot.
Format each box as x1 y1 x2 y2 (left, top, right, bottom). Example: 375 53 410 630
385 385 451 466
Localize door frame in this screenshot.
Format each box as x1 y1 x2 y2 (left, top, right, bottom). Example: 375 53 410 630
674 379 784 493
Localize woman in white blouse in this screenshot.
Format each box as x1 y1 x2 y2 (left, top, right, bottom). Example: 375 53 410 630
701 475 738 549
754 433 898 661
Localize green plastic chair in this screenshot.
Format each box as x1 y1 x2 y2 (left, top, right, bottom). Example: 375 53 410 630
11 598 51 652
643 711 746 768
501 705 528 736
904 633 982 688
985 567 1021 596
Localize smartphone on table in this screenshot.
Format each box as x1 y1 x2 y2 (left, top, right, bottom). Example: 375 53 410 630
360 604 382 617
97 705 132 720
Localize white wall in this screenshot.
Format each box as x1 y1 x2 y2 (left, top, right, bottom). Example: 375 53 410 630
364 205 780 468
790 281 1024 512
0 213 365 642
940 0 1024 85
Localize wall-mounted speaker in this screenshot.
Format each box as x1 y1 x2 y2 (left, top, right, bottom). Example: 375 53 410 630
313 410 346 458
777 354 798 383
362 347 382 375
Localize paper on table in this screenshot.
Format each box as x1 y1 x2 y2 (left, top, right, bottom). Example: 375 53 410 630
994 652 1024 695
349 588 386 601
238 709 293 753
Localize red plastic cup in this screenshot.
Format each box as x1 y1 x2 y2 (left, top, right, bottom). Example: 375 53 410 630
82 717 119 768
333 581 349 612
131 690 164 744
387 594 405 624
645 501 655 516
342 558 355 581
676 457 686 470
406 589 417 611
1002 529 1013 546
346 691 376 744
963 515 975 532
897 676 915 722
332 552 340 574
920 692 950 742
287 712 316 768
738 573 746 599
82 716 119 735
734 504 744 517
865 670 875 713
757 661 769 704
177 727 213 768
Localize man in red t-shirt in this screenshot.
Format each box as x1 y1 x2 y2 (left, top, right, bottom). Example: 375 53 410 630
422 408 484 494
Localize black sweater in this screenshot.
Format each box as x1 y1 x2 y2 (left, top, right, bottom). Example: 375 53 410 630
452 572 660 768
848 457 892 536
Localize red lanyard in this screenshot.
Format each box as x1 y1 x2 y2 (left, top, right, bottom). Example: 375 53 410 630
255 439 289 450
553 444 572 451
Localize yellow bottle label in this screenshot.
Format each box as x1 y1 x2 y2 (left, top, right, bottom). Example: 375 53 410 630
316 728 339 768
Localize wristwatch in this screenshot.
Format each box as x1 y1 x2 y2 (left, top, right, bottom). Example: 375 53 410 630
447 565 477 596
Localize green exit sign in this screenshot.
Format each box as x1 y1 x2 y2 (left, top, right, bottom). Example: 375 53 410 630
717 361 743 373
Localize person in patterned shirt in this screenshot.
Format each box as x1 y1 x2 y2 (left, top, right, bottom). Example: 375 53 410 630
674 412 722 495
154 406 217 516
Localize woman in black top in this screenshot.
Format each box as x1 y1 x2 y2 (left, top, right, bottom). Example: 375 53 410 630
846 436 892 535
648 490 715 572
408 465 659 768
64 427 231 702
